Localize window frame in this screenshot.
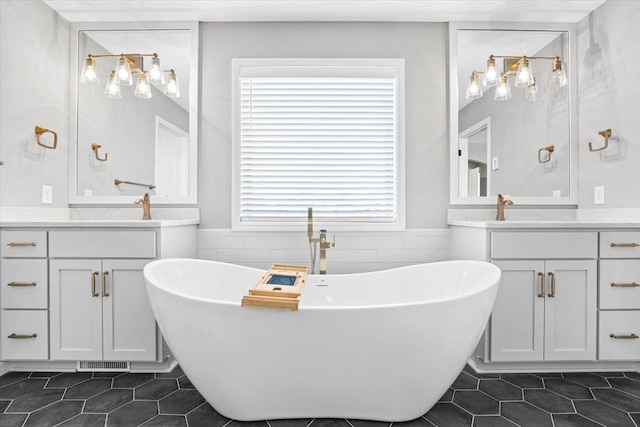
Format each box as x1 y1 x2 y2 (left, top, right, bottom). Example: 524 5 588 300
231 58 405 231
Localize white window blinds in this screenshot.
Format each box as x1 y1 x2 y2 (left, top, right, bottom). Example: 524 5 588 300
234 60 403 226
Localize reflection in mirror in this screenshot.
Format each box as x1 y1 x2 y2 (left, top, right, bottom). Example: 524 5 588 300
450 23 577 205
459 118 490 197
69 23 198 204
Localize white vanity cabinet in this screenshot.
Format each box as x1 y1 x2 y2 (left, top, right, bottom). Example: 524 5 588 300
490 232 597 363
0 231 49 361
49 258 156 362
597 232 640 361
0 221 197 373
48 231 157 362
449 223 640 372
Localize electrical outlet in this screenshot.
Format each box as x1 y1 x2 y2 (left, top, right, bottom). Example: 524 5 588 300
552 190 561 198
492 157 499 170
594 186 605 205
42 185 53 204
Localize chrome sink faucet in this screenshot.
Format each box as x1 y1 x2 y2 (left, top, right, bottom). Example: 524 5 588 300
307 208 335 274
496 194 513 221
134 193 152 220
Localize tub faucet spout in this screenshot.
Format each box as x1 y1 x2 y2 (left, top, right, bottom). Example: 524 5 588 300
307 208 335 274
319 229 335 275
496 194 513 221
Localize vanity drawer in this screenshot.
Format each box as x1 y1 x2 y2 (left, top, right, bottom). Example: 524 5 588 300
599 260 640 309
49 230 156 258
600 232 640 258
1 259 48 309
1 310 49 360
598 311 640 361
491 231 597 259
0 230 47 258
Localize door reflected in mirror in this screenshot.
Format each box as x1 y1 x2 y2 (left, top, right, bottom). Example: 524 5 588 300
450 23 577 205
459 117 490 198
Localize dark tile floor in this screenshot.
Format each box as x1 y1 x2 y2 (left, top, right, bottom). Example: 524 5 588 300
0 364 639 426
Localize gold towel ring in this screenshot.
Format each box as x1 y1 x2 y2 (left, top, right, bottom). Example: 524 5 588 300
538 145 555 163
35 126 57 149
91 143 108 161
588 129 612 152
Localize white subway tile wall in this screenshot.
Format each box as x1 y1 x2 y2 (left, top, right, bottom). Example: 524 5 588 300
197 229 450 273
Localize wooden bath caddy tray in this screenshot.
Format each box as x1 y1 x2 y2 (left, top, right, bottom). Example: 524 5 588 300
241 264 308 311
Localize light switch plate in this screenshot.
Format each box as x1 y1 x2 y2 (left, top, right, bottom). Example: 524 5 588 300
42 185 53 204
492 157 499 170
594 186 605 205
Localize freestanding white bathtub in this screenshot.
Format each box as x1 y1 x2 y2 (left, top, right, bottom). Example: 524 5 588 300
143 259 501 422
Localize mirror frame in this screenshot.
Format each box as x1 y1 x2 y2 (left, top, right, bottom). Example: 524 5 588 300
449 22 578 206
68 22 199 204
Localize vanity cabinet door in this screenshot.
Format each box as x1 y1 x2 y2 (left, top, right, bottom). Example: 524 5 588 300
490 260 545 362
543 260 597 361
102 259 156 361
50 259 103 360
50 259 156 362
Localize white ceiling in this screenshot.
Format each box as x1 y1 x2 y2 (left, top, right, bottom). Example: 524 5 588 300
43 0 606 23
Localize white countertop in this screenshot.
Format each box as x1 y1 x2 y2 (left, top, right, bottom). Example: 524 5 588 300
0 207 199 228
448 208 640 229
448 219 640 229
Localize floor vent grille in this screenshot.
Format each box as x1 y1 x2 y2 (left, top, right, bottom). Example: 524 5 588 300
77 361 130 372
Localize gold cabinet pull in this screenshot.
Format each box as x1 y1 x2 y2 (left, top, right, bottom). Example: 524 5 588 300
8 333 37 339
537 272 545 298
102 271 110 297
610 243 639 248
609 333 639 340
91 271 99 297
7 242 36 247
611 282 639 288
7 282 37 287
547 272 556 297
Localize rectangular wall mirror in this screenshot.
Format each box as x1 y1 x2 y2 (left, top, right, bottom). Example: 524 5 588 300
69 22 198 204
449 22 577 205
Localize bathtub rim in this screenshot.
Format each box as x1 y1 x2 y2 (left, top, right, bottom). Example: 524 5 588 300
143 258 501 311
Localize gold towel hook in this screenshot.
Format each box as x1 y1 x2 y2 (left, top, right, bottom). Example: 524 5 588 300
91 143 108 161
588 128 612 152
34 126 57 149
538 145 555 163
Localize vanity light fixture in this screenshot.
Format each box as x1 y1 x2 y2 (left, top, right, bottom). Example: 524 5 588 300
104 71 122 99
80 53 180 99
163 69 180 98
133 72 152 99
465 71 483 99
466 54 567 101
494 74 512 101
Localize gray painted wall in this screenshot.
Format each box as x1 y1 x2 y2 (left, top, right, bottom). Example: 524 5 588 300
198 22 449 229
576 0 640 209
0 0 69 207
1 0 639 221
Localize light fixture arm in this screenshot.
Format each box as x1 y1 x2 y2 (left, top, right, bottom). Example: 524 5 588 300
85 52 158 60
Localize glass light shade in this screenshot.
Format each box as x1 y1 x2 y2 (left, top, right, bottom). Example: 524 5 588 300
549 63 568 88
114 55 133 86
80 56 100 85
164 70 181 98
494 74 512 101
104 71 122 99
524 79 538 101
148 55 165 84
134 72 152 99
515 58 534 88
483 57 499 87
465 73 483 99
